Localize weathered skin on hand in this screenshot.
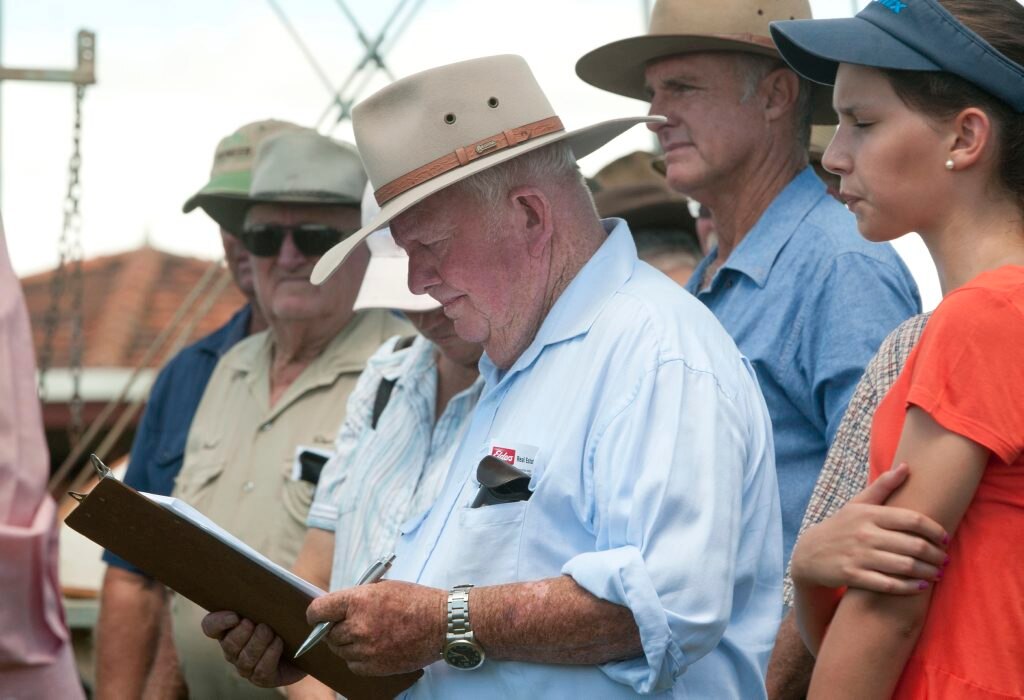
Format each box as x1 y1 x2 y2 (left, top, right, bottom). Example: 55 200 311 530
307 580 447 676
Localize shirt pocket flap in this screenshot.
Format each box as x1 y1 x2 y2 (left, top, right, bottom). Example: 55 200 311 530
173 461 225 502
458 499 528 528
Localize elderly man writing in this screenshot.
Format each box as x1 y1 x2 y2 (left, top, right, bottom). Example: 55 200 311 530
205 54 781 698
170 129 409 698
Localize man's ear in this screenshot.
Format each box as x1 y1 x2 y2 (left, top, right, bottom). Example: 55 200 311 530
947 107 993 171
507 186 554 258
761 67 801 123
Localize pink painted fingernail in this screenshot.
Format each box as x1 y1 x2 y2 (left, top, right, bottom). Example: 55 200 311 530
918 580 930 590
935 570 943 581
942 534 950 546
944 555 951 565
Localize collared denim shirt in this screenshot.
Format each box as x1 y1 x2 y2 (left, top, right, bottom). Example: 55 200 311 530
391 220 782 699
686 168 921 563
103 305 251 574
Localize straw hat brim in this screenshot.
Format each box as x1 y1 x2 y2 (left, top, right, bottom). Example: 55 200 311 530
311 114 664 285
575 34 837 125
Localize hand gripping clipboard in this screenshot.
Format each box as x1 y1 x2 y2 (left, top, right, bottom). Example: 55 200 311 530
65 457 421 699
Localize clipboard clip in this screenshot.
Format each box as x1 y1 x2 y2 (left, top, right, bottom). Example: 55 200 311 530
90 454 112 479
68 491 87 503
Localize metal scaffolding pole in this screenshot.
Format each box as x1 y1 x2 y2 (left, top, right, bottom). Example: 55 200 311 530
0 13 96 210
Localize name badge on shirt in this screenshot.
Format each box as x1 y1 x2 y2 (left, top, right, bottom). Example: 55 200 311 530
485 439 541 477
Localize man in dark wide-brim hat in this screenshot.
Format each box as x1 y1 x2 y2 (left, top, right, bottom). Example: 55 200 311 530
578 4 924 694
204 53 783 698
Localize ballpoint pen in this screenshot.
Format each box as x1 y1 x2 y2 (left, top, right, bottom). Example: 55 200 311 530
293 552 396 659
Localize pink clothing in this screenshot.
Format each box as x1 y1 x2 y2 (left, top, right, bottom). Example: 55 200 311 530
0 216 83 698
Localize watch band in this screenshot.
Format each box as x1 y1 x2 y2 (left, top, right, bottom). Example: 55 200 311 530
447 584 473 640
444 584 485 670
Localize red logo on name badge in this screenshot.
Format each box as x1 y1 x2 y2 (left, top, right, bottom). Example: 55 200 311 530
491 446 516 465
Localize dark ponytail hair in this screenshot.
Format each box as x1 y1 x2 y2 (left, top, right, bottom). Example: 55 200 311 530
882 0 1024 212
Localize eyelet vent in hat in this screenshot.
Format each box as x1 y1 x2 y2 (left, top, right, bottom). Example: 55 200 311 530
488 97 500 108
310 54 662 286
444 113 457 124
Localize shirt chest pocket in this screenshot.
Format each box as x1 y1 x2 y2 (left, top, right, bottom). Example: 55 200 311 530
174 433 227 501
281 458 315 528
443 485 530 587
172 460 225 509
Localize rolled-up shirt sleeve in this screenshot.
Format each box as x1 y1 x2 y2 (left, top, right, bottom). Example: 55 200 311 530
562 357 765 694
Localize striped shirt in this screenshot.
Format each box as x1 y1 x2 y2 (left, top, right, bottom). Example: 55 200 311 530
308 334 483 590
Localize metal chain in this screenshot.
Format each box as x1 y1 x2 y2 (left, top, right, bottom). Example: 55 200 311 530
38 84 86 444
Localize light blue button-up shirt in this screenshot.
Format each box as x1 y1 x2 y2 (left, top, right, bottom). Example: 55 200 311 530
391 220 782 699
686 168 921 563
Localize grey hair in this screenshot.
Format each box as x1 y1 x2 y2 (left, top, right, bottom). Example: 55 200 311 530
448 141 587 206
734 53 813 151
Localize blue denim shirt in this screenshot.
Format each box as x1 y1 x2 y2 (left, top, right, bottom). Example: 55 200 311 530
686 168 921 563
103 305 252 575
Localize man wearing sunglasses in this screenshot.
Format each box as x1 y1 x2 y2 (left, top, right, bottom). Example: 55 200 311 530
166 128 410 699
96 119 294 700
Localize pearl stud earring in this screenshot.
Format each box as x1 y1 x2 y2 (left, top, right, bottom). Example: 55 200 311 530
945 159 955 171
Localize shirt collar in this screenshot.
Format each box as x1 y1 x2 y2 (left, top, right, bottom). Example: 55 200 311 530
194 304 253 357
374 334 434 384
480 218 636 386
224 309 389 379
696 167 828 290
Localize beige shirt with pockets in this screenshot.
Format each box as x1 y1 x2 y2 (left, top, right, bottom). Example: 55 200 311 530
170 309 410 699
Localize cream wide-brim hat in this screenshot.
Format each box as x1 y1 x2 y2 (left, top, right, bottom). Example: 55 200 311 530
311 54 663 285
352 183 440 313
575 0 836 125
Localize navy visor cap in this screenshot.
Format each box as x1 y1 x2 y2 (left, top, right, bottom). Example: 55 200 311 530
769 0 1024 113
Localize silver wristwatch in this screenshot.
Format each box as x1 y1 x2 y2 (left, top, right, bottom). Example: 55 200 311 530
442 584 485 670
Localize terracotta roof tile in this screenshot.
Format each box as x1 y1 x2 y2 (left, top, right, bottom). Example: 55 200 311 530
22 246 247 369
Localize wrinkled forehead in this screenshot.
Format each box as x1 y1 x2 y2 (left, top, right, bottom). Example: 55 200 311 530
245 203 361 229
391 189 464 245
645 51 740 79
642 50 771 95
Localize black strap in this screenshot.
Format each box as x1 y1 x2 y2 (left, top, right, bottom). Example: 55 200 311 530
370 335 416 429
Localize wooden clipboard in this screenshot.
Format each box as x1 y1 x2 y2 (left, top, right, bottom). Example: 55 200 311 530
65 466 421 699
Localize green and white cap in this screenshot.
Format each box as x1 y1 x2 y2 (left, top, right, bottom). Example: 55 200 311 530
182 119 302 231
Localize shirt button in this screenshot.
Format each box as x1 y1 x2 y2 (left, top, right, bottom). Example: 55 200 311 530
242 481 255 493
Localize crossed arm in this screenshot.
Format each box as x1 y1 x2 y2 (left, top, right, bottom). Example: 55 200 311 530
794 407 986 698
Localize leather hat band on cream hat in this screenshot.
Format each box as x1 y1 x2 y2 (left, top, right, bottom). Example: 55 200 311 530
310 54 662 286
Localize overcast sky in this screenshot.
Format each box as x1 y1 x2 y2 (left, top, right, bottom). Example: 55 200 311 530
0 0 940 308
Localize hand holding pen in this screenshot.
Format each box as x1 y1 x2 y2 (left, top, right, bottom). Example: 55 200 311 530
294 552 395 658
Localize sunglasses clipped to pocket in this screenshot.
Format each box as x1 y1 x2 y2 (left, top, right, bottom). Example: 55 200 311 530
238 224 353 258
471 455 533 508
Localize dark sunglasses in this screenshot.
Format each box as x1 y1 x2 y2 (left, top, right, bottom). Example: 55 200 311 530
237 224 352 258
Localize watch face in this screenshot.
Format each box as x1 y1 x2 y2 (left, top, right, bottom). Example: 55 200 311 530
444 640 484 670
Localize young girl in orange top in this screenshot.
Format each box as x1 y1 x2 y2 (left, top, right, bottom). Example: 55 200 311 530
771 0 1024 697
